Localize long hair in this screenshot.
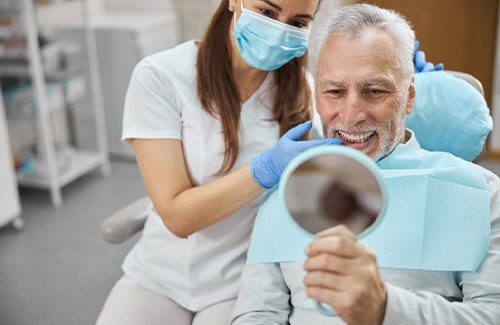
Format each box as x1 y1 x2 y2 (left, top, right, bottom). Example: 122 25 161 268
196 0 312 175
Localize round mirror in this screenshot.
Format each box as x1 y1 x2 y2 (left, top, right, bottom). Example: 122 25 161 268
281 146 386 238
280 146 387 317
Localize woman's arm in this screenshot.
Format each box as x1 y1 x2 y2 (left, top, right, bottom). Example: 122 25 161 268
125 57 340 238
132 138 263 238
133 121 340 237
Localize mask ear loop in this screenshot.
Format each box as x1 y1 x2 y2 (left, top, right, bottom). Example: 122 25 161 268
233 0 245 26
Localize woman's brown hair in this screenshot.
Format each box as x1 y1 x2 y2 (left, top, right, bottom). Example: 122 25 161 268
197 0 312 175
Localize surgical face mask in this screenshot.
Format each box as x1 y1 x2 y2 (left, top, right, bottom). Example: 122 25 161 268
232 0 310 71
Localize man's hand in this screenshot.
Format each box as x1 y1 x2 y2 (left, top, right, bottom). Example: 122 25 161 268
303 225 387 325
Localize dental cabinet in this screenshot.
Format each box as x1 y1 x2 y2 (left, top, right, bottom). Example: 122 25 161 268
0 0 110 207
58 10 181 159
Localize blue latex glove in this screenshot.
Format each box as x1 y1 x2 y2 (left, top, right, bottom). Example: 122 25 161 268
250 121 342 189
414 40 444 73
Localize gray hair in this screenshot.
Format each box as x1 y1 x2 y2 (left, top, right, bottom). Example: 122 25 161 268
314 4 415 85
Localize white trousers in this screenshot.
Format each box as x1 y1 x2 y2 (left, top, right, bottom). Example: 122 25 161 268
96 275 236 325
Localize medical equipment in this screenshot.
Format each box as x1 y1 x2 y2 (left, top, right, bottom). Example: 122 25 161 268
3 0 111 207
58 10 181 159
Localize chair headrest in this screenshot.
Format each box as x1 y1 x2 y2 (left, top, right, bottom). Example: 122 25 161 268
406 71 493 161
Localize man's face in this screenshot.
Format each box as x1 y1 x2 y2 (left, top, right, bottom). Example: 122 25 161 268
315 29 415 161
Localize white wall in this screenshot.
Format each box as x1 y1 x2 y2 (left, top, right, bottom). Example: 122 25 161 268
104 0 219 41
105 0 174 10
36 0 105 28
102 0 353 44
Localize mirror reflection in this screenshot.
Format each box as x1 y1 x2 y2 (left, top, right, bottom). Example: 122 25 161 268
285 154 383 236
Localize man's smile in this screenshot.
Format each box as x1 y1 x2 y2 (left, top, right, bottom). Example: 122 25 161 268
335 130 376 151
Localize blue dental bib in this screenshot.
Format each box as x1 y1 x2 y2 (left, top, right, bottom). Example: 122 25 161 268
247 144 491 272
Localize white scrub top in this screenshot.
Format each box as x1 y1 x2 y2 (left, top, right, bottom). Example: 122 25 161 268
121 41 283 311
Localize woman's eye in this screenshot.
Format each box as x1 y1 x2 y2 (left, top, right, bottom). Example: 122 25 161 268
259 8 275 18
291 21 307 29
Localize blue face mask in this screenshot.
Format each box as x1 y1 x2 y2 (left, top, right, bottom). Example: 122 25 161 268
232 0 310 71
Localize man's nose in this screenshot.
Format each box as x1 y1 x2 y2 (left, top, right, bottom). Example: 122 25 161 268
339 93 367 127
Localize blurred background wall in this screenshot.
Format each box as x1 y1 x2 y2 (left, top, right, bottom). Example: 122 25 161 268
361 0 500 157
35 0 500 158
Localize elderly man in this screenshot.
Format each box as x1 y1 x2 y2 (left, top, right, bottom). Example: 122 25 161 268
231 4 500 325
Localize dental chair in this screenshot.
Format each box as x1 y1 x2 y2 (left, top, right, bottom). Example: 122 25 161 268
100 71 492 244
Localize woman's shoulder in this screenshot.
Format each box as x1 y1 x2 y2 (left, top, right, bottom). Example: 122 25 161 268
134 40 198 81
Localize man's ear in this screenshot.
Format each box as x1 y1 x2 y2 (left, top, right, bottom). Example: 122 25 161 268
405 77 416 116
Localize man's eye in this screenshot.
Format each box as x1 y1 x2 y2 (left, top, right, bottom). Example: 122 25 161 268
366 89 386 96
327 89 344 97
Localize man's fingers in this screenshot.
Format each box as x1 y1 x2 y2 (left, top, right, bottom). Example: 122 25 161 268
304 253 353 274
303 270 346 290
306 233 360 258
317 224 355 238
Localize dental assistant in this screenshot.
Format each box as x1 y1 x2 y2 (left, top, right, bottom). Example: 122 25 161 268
95 0 337 324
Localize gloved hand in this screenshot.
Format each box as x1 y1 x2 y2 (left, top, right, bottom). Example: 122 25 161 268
414 40 444 73
250 121 342 189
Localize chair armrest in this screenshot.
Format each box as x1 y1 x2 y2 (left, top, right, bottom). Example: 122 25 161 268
101 196 151 244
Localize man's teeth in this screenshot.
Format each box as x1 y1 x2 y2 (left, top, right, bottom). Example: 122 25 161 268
338 131 374 143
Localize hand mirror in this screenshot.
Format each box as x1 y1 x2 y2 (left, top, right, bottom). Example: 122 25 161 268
279 146 387 316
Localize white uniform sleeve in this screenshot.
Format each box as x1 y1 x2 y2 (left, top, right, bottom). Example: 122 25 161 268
231 263 291 324
382 169 500 325
122 57 182 143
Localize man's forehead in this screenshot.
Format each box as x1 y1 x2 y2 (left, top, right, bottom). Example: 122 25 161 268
316 29 400 85
323 28 397 56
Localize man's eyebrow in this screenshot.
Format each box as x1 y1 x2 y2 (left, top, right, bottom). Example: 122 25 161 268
318 80 347 88
360 78 396 88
